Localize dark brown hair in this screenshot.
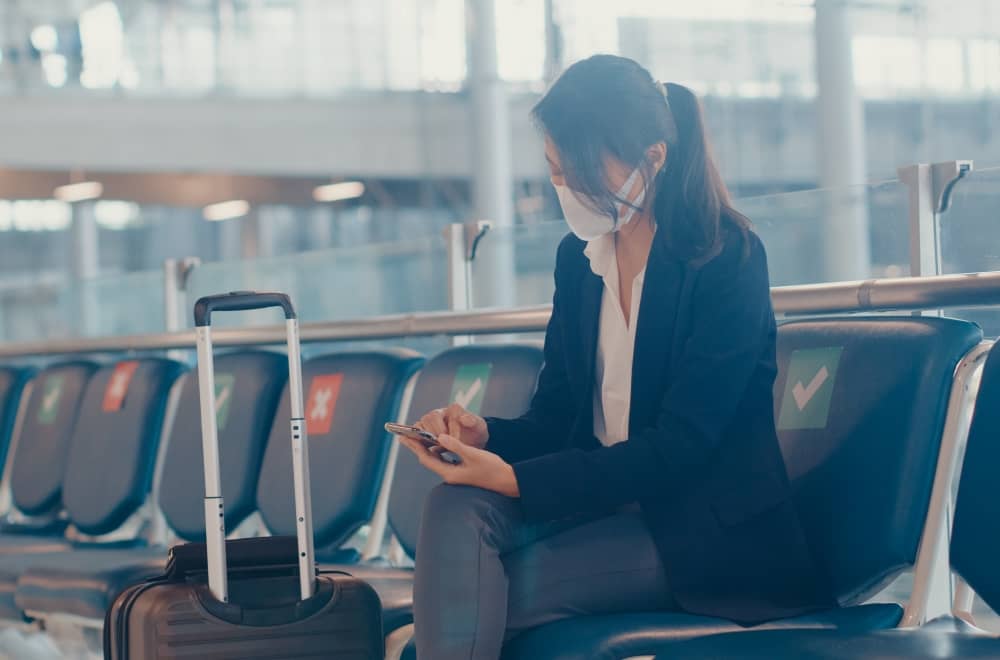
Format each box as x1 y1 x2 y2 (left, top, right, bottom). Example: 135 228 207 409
532 54 749 261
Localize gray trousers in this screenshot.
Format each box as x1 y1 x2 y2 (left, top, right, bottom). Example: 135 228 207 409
413 484 677 660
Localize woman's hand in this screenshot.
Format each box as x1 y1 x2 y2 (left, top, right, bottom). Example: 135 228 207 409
397 432 519 498
416 403 489 450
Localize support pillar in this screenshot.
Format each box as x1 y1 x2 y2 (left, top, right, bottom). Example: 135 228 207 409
466 0 515 309
814 0 871 281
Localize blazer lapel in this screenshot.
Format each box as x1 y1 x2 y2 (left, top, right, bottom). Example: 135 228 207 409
629 238 685 436
574 267 603 444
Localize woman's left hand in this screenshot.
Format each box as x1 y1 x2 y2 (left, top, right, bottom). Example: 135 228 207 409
397 432 520 498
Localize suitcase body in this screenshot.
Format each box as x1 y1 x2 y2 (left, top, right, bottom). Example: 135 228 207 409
104 292 384 660
108 570 383 659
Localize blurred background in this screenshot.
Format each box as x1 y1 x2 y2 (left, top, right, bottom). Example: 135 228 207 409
0 0 998 340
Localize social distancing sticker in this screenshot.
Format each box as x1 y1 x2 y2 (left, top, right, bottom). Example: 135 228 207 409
305 373 344 436
37 374 65 425
102 361 139 413
450 363 492 415
778 347 843 431
214 373 235 432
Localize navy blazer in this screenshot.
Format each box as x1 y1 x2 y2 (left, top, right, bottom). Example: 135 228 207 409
486 222 835 625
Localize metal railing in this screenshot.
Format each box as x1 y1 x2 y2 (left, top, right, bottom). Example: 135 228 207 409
1 270 1000 359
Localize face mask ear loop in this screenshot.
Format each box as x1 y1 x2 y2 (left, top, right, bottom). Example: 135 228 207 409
612 167 645 228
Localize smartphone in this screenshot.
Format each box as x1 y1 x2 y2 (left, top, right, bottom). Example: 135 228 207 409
384 422 462 465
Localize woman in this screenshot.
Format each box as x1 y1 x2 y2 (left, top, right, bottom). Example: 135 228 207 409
396 55 834 660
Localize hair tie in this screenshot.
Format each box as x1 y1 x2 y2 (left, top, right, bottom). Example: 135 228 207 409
656 81 679 145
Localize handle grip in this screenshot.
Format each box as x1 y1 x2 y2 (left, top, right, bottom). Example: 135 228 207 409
194 291 296 327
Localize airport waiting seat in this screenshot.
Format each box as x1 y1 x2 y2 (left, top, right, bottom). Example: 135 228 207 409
339 343 543 634
491 317 983 660
2 362 98 536
0 366 30 465
13 351 288 622
0 358 185 620
255 349 423 557
0 366 32 488
656 336 1000 659
15 349 422 624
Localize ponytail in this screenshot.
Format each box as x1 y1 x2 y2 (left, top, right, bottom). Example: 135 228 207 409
654 83 749 263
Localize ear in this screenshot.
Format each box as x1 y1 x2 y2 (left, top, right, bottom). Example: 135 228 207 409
646 142 667 175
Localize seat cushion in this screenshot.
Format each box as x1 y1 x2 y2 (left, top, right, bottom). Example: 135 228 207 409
388 344 543 557
658 616 998 659
500 603 903 660
14 548 165 620
62 359 185 536
10 362 97 517
775 318 981 604
159 352 288 542
952 342 1000 614
0 367 31 486
258 350 423 549
322 563 414 633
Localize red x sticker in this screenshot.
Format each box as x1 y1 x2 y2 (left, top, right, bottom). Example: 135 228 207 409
305 374 343 436
102 361 139 412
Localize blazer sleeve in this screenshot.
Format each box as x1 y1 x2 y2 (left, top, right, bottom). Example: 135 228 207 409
484 237 578 464
513 232 775 522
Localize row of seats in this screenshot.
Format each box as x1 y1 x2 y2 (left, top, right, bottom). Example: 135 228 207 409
0 344 543 633
657 337 1000 658
0 314 991 659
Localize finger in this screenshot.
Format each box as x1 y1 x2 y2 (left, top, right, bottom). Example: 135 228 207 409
459 413 482 428
445 403 464 436
423 410 446 436
436 433 470 458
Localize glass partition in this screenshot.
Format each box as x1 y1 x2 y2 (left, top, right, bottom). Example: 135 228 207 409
0 233 451 354
185 236 450 357
468 221 567 309
0 269 164 343
468 179 911 309
939 167 1000 336
739 179 911 285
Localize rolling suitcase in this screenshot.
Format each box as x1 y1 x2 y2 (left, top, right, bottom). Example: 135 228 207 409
104 291 384 659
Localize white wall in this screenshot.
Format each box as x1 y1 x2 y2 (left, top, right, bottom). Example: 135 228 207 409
0 92 546 179
1 91 998 185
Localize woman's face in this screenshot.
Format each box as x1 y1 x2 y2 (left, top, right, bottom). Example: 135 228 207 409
544 136 666 210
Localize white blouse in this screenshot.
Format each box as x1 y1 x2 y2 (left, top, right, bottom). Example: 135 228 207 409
584 233 645 447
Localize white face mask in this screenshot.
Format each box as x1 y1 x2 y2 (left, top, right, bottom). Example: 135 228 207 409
555 167 645 241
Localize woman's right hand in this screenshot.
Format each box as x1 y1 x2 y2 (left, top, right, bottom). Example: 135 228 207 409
416 403 489 450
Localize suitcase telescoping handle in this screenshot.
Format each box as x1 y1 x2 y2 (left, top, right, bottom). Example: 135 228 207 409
193 291 316 604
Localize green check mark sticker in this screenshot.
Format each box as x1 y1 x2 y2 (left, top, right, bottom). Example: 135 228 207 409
214 373 235 432
37 375 65 425
450 364 492 415
778 347 843 431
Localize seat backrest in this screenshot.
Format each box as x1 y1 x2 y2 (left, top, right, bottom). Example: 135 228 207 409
158 351 288 542
9 361 98 516
388 343 544 557
256 349 423 550
950 340 1000 613
775 317 981 605
0 366 31 484
61 358 186 536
